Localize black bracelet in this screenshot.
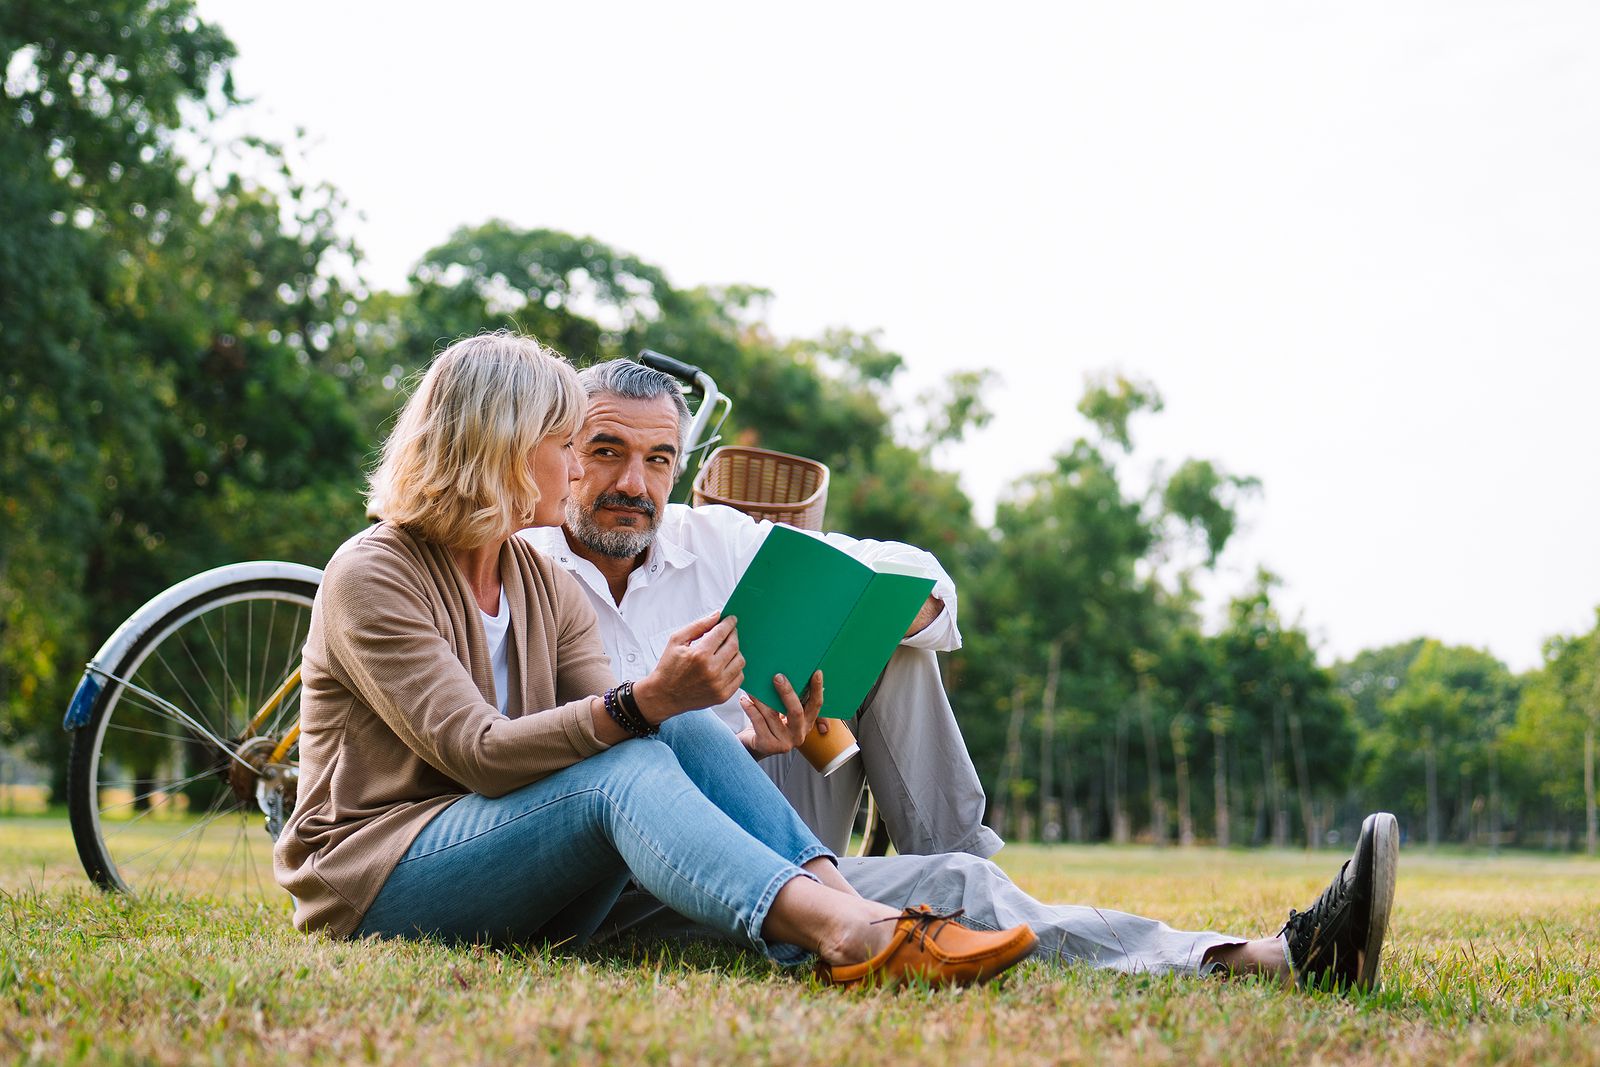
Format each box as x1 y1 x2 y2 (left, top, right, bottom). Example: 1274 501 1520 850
604 684 657 739
603 688 637 737
615 681 658 737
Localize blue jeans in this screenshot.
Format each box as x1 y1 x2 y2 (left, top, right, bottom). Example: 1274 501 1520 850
354 709 832 963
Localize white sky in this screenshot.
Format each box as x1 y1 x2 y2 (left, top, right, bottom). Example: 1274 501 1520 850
196 0 1600 672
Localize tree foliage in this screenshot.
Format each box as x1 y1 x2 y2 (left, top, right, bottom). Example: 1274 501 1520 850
1 1 369 780
2 1 1596 851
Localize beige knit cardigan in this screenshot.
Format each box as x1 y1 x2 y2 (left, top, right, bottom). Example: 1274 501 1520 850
273 523 617 938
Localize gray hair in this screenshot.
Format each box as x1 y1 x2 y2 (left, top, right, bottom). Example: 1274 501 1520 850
577 358 692 468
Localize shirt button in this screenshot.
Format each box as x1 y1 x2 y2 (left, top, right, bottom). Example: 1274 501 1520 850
650 564 658 573
626 653 636 662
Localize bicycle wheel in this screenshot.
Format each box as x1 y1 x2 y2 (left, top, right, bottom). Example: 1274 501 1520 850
67 563 320 910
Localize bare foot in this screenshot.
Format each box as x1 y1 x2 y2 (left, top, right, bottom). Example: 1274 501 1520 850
1202 937 1291 983
816 900 903 965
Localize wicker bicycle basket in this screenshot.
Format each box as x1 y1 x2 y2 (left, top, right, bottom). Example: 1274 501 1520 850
691 446 830 531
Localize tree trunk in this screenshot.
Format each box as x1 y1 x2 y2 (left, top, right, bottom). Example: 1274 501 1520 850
1111 711 1131 844
1487 744 1500 854
1288 711 1316 849
1424 724 1440 848
1171 716 1194 846
1140 690 1167 845
1212 718 1230 847
1258 735 1273 847
1087 742 1104 840
1039 642 1060 842
995 682 1027 841
1585 718 1596 858
1271 705 1290 848
1062 713 1084 843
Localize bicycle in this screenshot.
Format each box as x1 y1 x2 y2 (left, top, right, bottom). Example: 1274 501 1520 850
61 352 880 908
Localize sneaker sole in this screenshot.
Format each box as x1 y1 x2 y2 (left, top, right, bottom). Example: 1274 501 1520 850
1357 811 1399 991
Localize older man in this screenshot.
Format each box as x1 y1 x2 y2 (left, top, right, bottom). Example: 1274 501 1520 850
520 357 1000 859
517 359 1400 991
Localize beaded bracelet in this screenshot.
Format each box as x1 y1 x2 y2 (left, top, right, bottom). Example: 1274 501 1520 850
603 688 637 737
615 681 658 737
604 683 658 738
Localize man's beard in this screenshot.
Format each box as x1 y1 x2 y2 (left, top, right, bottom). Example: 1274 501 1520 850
566 491 660 559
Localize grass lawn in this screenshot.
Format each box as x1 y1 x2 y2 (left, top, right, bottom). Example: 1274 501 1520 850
2 814 1598 1065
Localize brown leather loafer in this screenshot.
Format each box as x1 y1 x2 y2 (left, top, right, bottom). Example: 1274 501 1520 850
817 906 1038 989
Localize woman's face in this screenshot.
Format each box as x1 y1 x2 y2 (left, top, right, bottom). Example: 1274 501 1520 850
528 430 584 527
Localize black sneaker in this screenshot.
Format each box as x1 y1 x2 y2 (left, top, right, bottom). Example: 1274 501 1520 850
1281 811 1399 992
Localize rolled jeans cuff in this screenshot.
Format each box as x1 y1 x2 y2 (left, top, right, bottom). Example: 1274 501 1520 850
745 867 819 966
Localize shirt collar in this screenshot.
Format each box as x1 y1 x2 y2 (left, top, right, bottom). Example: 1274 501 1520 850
650 519 698 571
546 523 698 578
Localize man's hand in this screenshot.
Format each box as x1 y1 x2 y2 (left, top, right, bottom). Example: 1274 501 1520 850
905 594 944 638
737 670 824 758
631 613 744 724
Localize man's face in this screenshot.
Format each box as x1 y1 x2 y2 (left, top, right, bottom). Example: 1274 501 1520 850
564 392 682 560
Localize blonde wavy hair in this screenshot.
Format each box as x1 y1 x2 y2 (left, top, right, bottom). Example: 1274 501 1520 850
367 331 585 548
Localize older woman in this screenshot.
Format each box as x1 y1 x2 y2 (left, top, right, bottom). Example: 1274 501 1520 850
272 331 1035 986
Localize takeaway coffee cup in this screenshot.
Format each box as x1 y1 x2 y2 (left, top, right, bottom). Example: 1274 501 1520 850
798 718 860 776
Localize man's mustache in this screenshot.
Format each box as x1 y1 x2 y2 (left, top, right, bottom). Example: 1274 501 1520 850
593 491 657 518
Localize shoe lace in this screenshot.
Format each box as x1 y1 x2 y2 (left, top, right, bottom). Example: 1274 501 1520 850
1278 859 1353 951
872 905 967 951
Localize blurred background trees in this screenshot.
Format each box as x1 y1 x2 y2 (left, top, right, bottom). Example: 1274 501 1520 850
3 0 1596 851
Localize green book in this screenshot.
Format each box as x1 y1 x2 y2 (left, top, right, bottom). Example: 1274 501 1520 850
722 525 937 718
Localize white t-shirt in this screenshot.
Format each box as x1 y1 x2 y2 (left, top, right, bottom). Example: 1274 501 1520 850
479 586 511 715
519 504 960 732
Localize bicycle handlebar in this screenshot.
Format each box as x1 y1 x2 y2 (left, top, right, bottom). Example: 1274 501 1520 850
636 350 727 476
638 349 705 388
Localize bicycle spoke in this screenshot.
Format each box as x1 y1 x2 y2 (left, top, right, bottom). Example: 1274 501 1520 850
117 792 234 873
207 814 247 899
97 766 220 820
98 790 183 835
148 646 211 739
219 604 236 727
185 622 227 733
274 611 307 713
259 601 279 717
244 601 254 720
94 677 254 773
241 817 274 902
103 721 203 744
72 572 315 907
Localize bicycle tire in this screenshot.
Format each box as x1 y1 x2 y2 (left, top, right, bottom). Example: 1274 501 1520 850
67 564 320 909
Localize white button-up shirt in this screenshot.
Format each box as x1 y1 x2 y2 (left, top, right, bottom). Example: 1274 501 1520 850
520 503 961 732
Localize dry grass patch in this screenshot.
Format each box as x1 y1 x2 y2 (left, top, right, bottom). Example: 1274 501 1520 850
3 817 1598 1065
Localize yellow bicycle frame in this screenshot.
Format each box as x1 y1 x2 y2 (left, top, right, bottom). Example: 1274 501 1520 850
244 669 301 763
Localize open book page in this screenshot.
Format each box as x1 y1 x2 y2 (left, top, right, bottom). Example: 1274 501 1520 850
815 569 935 716
721 525 935 716
721 526 872 711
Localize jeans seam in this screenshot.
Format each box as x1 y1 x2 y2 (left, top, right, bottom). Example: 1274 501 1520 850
745 867 817 965
792 844 834 870
398 791 583 863
600 781 807 961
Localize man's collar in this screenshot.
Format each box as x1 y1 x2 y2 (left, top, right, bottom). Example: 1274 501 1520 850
551 520 698 576
651 519 697 571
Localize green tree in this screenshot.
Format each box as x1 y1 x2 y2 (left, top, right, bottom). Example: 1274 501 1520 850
385 220 983 554
957 375 1261 844
1 0 238 765
1 2 374 794
1208 573 1358 848
1334 639 1428 733
1363 641 1518 847
1503 615 1600 853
